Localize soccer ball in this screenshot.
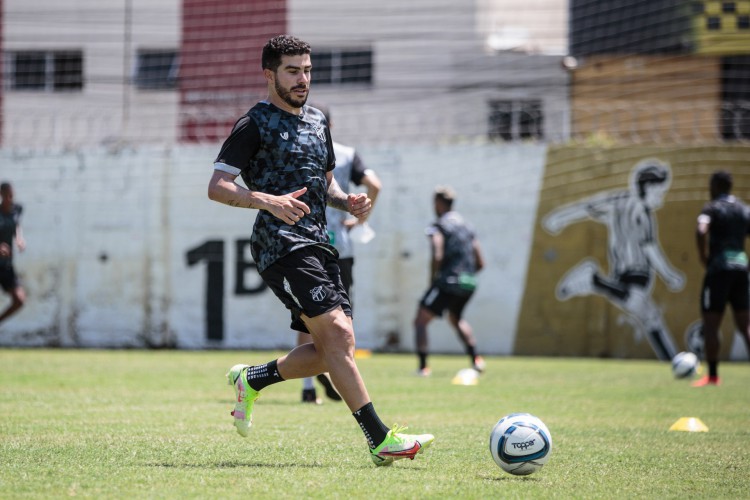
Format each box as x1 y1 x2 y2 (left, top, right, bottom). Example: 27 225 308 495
489 413 552 476
671 351 699 379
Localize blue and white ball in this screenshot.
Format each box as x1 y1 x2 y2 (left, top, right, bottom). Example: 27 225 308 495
489 413 552 476
672 351 699 379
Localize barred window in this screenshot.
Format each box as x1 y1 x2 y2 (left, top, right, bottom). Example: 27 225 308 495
721 56 750 141
311 49 373 85
7 50 83 91
135 50 179 89
488 100 544 141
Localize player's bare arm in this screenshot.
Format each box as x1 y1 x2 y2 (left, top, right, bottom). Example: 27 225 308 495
361 172 381 207
430 231 444 281
695 215 710 268
473 239 485 272
343 173 381 229
15 225 25 252
208 170 310 225
326 172 372 220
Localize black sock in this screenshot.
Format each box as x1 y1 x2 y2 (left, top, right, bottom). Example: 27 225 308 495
708 361 718 378
418 352 428 370
246 360 284 391
353 402 390 449
465 345 477 362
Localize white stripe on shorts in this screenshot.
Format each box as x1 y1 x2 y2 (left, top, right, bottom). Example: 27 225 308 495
424 287 439 306
283 277 303 308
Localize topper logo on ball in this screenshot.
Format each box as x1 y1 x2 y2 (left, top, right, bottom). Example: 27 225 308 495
512 439 536 451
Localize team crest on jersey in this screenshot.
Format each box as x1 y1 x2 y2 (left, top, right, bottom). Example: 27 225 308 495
313 124 326 141
310 285 326 302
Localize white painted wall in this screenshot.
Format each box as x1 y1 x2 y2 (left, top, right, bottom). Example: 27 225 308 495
0 144 546 354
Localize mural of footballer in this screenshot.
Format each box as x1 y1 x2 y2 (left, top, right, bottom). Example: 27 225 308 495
542 159 685 360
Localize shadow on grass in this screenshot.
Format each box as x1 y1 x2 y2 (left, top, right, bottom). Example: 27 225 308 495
148 460 433 471
478 472 542 482
214 399 341 407
148 461 322 469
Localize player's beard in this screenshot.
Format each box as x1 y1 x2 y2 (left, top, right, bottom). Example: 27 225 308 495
275 79 308 109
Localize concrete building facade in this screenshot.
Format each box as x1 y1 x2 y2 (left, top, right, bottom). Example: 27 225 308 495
1 0 569 148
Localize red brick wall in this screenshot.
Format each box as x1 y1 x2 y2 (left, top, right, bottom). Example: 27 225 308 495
180 0 286 142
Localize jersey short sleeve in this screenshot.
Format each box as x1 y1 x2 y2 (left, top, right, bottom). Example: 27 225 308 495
324 125 336 173
349 152 367 186
213 115 261 175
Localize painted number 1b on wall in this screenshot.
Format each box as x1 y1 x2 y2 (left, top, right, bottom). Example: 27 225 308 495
186 239 267 341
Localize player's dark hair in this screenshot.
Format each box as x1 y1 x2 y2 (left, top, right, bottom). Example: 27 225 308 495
710 170 732 195
435 186 455 209
262 35 311 71
0 182 10 192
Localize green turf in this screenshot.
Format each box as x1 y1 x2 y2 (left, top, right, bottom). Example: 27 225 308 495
0 349 748 499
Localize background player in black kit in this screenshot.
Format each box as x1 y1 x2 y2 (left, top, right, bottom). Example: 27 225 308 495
0 182 26 325
207 35 433 466
414 186 485 376
296 104 381 405
693 170 750 387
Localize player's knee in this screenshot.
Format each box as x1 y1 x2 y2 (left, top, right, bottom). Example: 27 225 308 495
325 319 356 354
447 313 461 327
414 308 432 328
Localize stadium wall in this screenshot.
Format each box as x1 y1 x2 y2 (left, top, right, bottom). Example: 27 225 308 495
2 144 749 361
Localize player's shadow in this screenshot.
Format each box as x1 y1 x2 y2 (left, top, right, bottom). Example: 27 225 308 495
479 472 543 483
148 461 322 469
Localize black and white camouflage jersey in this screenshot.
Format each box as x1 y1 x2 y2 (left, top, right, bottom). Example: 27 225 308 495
699 194 750 272
428 210 478 295
214 102 336 273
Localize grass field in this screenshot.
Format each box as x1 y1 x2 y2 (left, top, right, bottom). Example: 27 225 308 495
1 349 748 499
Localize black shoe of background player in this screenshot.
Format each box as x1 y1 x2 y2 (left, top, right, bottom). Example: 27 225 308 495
301 388 322 405
316 373 343 401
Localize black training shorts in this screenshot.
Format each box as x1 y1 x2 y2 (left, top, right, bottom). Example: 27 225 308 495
338 257 354 297
0 265 19 292
260 245 352 333
701 269 750 313
419 284 473 319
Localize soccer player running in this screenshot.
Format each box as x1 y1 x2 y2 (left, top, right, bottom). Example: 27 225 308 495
414 186 485 376
296 104 382 404
0 182 27 325
693 170 750 387
208 35 433 465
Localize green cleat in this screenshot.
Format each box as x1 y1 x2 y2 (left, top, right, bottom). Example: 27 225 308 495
226 364 260 437
370 424 435 466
